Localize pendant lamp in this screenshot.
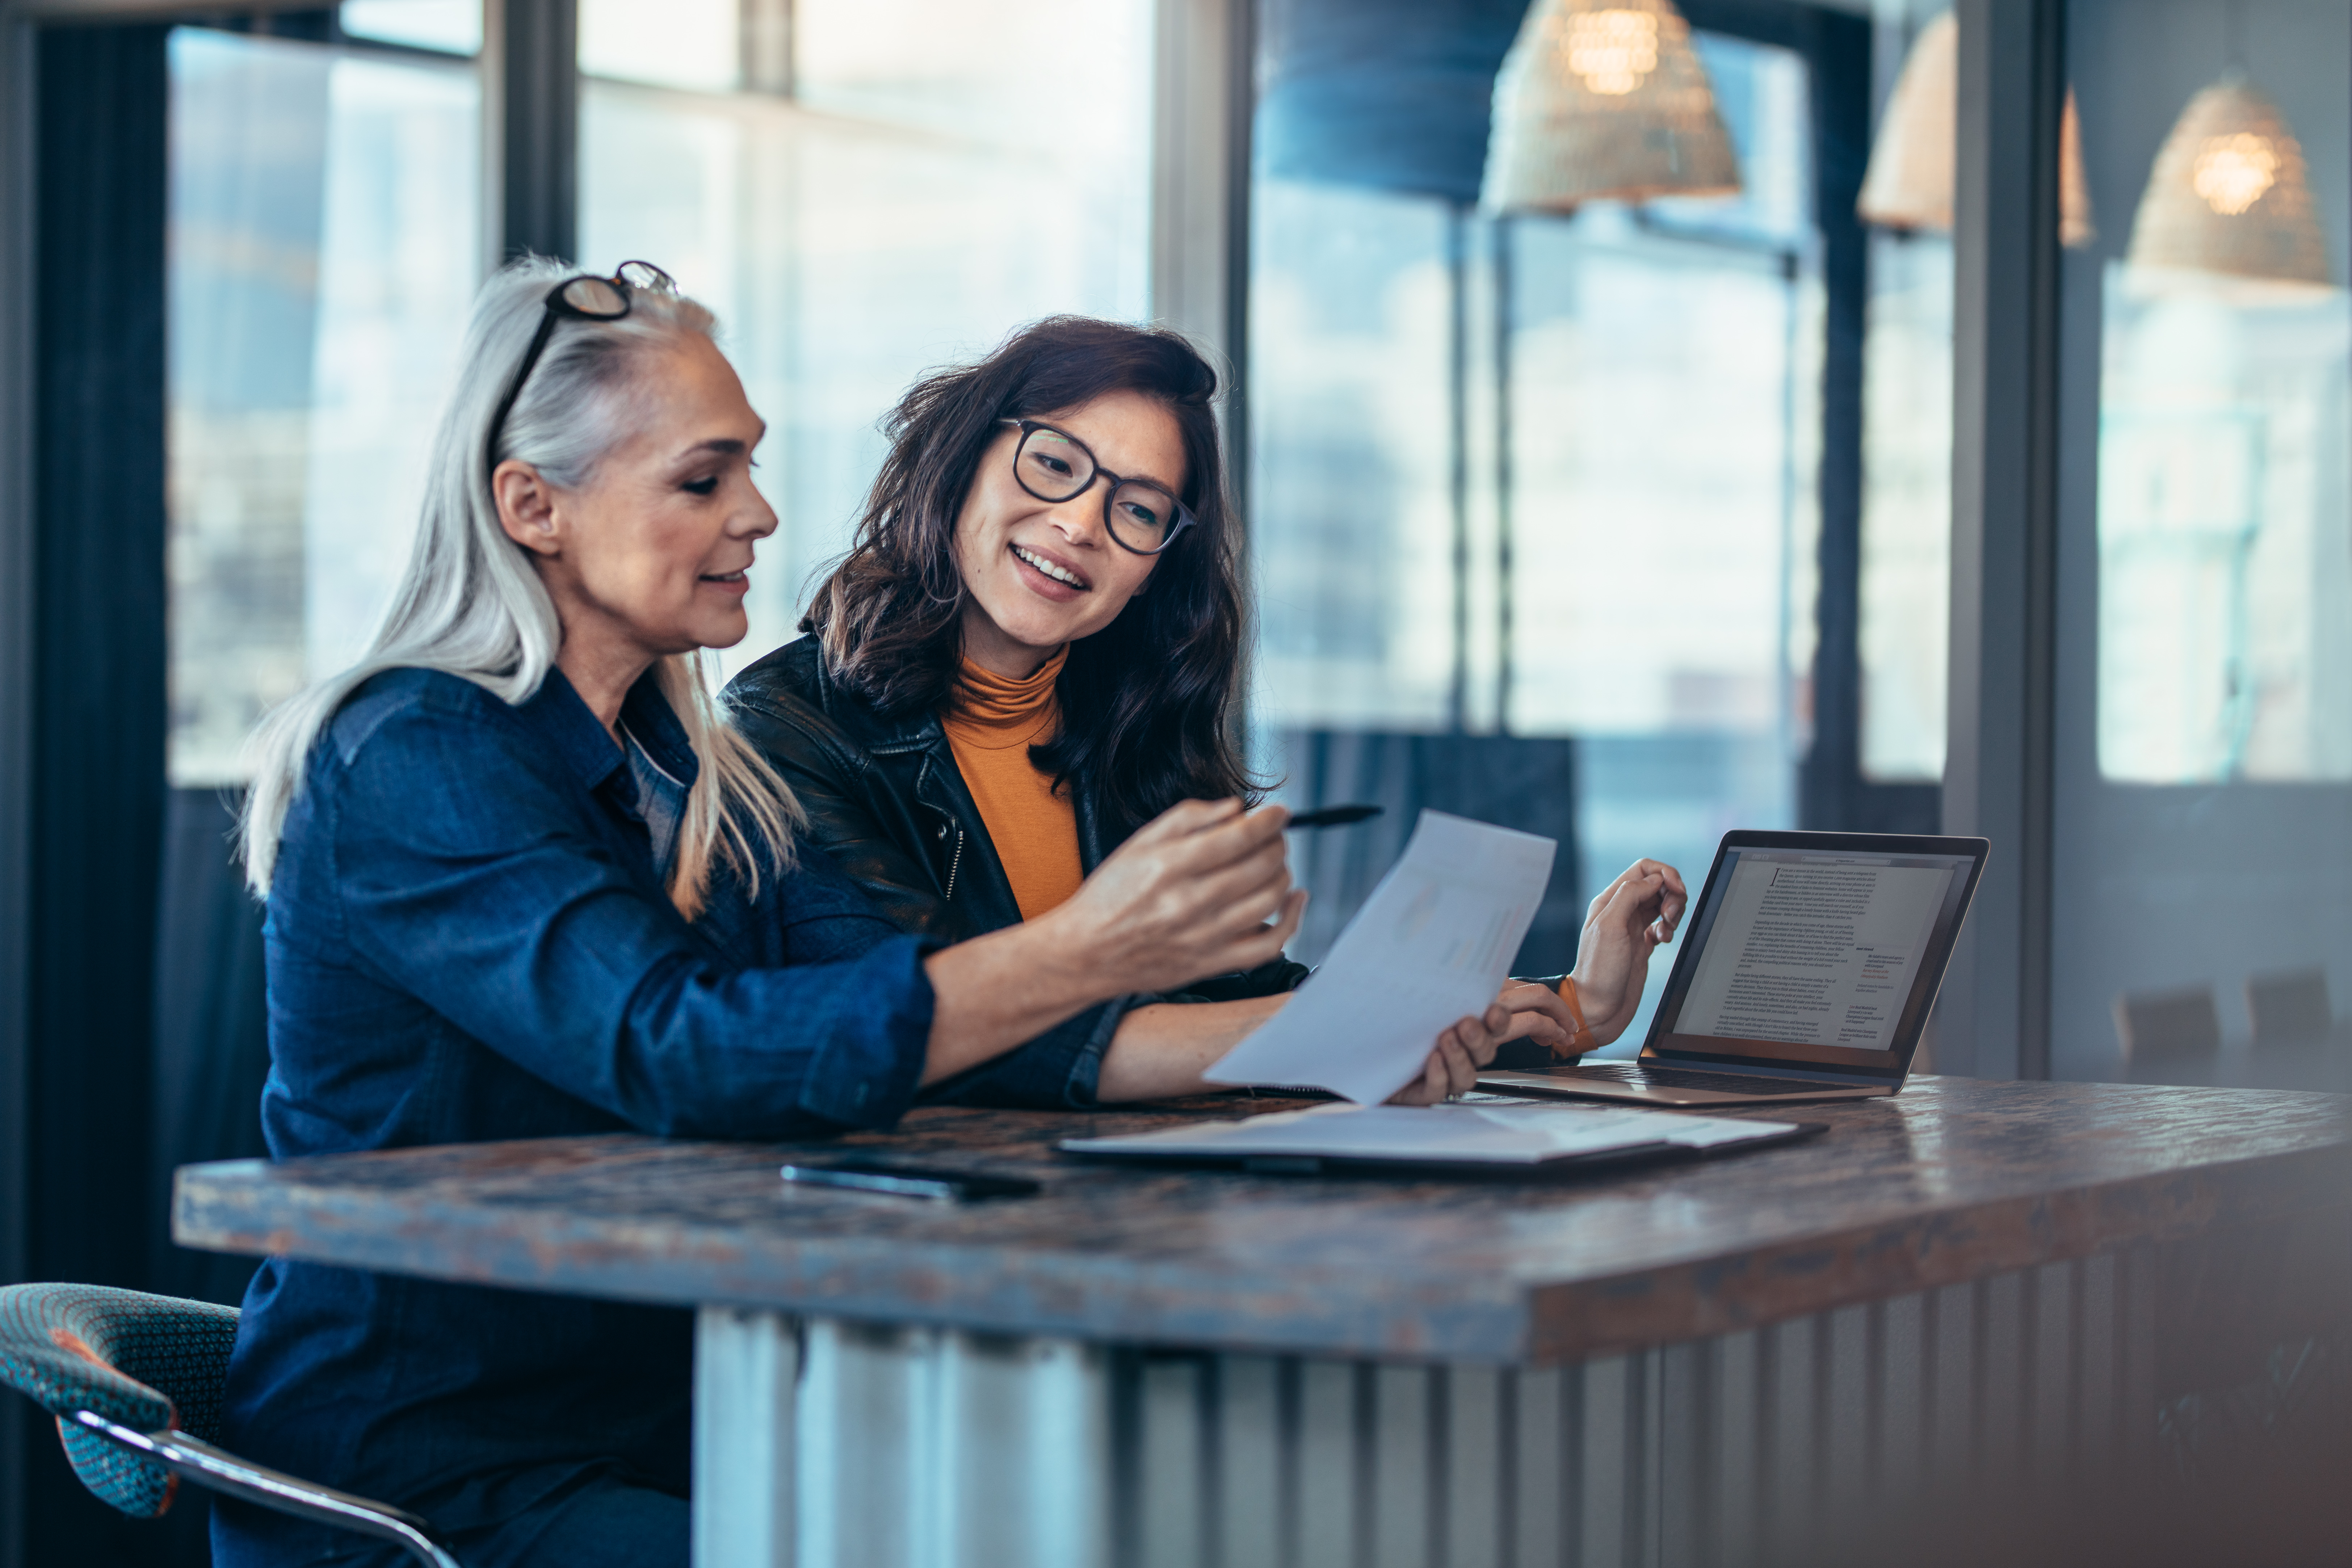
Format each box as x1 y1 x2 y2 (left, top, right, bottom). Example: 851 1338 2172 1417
1854 10 2095 247
1482 0 1740 213
2123 74 2330 295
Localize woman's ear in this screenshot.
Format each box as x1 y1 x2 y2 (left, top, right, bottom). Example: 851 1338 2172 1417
493 459 561 556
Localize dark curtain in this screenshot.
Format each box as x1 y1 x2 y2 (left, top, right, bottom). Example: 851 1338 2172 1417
150 788 270 1311
21 20 188 1568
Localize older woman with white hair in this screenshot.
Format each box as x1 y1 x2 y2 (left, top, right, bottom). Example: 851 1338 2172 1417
213 260 1513 1568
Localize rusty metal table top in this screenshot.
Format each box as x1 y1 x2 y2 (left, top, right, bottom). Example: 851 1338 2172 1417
172 1075 2352 1362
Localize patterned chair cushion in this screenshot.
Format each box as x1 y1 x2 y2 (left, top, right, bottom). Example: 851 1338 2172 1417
0 1283 241 1518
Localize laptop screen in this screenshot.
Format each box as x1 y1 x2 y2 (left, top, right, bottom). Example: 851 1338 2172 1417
1642 832 1987 1077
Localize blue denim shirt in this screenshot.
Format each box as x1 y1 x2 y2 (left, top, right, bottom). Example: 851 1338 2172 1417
215 665 940 1563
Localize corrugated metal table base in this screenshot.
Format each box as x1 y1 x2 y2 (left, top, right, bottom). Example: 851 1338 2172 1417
692 1248 2178 1568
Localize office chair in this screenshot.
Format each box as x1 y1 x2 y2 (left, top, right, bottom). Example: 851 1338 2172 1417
0 1283 460 1567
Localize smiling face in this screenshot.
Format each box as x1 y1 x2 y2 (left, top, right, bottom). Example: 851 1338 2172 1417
952 388 1186 680
497 333 776 679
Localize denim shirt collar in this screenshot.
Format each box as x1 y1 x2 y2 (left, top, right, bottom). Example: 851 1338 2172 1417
524 666 702 795
526 668 701 887
618 669 702 791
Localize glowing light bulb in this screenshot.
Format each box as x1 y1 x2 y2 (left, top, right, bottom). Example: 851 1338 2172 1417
1564 9 1659 96
2192 133 2278 216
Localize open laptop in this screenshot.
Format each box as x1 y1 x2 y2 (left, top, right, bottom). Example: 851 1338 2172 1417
1480 830 1988 1107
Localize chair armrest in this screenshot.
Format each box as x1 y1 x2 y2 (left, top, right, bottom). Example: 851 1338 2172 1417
70 1411 463 1568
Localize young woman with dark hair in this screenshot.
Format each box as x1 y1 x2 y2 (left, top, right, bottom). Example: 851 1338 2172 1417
726 317 1685 1105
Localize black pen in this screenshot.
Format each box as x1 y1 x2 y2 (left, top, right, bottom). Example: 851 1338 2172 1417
1284 804 1383 830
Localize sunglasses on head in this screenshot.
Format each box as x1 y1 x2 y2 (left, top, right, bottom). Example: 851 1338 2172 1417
484 260 677 482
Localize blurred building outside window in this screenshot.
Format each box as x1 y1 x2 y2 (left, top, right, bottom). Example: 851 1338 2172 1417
339 0 482 55
1855 0 1956 785
576 0 1156 685
171 0 1156 792
2097 275 2352 782
167 21 479 786
1857 226 1952 781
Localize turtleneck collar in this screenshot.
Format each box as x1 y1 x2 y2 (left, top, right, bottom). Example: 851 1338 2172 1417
949 646 1068 748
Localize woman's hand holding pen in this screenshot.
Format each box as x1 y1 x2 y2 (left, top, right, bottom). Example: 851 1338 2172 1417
924 799 1304 1088
1043 798 1307 996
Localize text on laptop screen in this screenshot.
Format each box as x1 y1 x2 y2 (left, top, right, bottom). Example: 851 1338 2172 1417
1671 850 1974 1050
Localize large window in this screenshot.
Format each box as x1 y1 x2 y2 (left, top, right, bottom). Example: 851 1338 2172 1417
167 0 1159 789
2054 0 2352 1081
166 20 478 785
576 0 1156 682
1855 1 1957 785
2095 223 2351 783
1248 0 1884 1046
1857 223 1953 781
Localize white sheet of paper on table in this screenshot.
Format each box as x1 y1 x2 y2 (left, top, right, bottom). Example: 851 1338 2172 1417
1060 1101 1798 1165
1203 809 1557 1104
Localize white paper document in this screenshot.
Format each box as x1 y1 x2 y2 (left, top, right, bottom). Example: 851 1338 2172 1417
1061 1101 1800 1166
1204 810 1556 1104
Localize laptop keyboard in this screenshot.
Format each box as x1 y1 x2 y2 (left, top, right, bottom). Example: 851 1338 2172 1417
1563 1063 1855 1097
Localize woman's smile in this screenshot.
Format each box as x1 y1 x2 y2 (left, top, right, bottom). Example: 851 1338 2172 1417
1010 541 1090 598
698 564 751 596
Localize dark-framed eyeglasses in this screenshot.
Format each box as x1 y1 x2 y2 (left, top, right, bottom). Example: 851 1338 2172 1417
997 418 1197 556
484 260 677 482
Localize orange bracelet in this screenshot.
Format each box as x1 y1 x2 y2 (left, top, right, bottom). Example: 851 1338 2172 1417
1556 977 1598 1058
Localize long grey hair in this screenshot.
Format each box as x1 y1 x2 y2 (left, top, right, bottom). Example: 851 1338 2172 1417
240 257 801 918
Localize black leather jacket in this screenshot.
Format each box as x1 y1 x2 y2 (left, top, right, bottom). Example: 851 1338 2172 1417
724 636 1310 1107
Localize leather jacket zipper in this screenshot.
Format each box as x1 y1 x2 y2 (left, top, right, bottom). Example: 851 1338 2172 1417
943 827 965 902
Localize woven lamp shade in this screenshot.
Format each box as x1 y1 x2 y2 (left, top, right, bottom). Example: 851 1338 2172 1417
2125 75 2330 291
1855 12 2094 246
1855 12 1957 230
1482 0 1740 213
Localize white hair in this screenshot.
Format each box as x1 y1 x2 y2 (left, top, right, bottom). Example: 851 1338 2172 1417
240 256 801 919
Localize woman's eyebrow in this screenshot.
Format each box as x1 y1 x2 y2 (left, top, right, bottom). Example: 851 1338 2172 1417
676 436 751 462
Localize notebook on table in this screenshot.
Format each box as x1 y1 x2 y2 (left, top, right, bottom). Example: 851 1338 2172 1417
1059 1100 1823 1178
1482 830 1989 1109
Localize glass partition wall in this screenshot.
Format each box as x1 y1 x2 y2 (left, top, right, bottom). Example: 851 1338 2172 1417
2055 0 2352 1085
1248 0 1947 1047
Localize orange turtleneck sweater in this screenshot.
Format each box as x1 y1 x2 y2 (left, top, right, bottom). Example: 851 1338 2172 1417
943 648 1084 921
